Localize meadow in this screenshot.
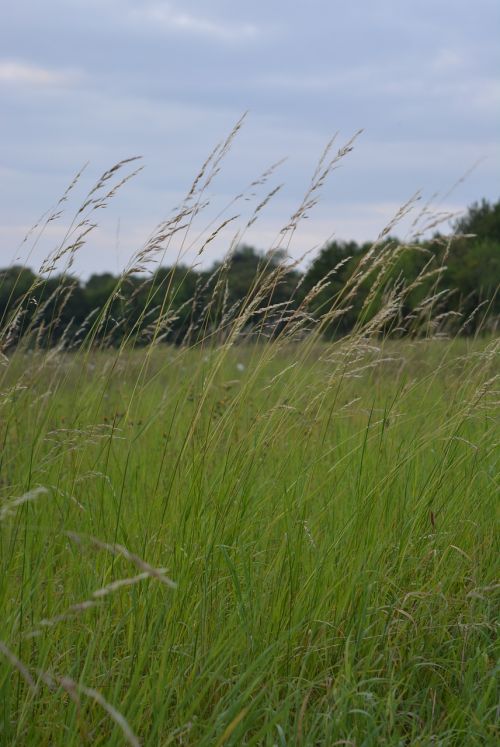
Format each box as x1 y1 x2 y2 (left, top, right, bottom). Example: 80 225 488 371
0 334 498 745
0 138 498 745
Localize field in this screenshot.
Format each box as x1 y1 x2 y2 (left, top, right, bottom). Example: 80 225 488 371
0 334 498 745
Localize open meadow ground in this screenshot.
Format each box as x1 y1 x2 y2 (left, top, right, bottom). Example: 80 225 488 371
0 337 498 745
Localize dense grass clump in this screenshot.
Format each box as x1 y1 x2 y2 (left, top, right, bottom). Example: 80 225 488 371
0 130 498 744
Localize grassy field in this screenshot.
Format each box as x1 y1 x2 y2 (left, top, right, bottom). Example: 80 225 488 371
0 334 498 745
0 143 498 745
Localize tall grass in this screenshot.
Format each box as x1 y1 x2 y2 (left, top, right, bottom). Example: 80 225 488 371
0 126 498 745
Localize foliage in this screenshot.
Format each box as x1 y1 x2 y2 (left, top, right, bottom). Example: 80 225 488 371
1 200 498 349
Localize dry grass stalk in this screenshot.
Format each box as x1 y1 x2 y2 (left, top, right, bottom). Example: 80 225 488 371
0 487 49 522
0 640 140 747
65 531 177 588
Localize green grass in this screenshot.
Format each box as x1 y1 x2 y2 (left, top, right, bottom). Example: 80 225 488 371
1 132 497 745
0 335 498 745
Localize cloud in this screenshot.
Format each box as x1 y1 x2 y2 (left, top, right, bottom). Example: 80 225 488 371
129 2 258 42
472 79 500 112
0 60 79 88
432 48 464 72
253 59 500 121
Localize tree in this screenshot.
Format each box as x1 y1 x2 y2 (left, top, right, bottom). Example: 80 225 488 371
454 198 500 241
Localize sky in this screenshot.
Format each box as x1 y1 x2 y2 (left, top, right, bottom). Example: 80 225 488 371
1 0 499 277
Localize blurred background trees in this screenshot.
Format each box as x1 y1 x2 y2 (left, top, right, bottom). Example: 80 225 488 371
1 198 498 347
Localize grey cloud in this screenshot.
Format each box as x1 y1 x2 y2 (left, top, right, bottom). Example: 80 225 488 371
127 2 260 42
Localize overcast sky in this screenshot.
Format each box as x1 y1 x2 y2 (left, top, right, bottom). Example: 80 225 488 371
1 0 499 276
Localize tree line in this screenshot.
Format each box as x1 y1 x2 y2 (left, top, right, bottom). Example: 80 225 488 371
1 198 498 349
